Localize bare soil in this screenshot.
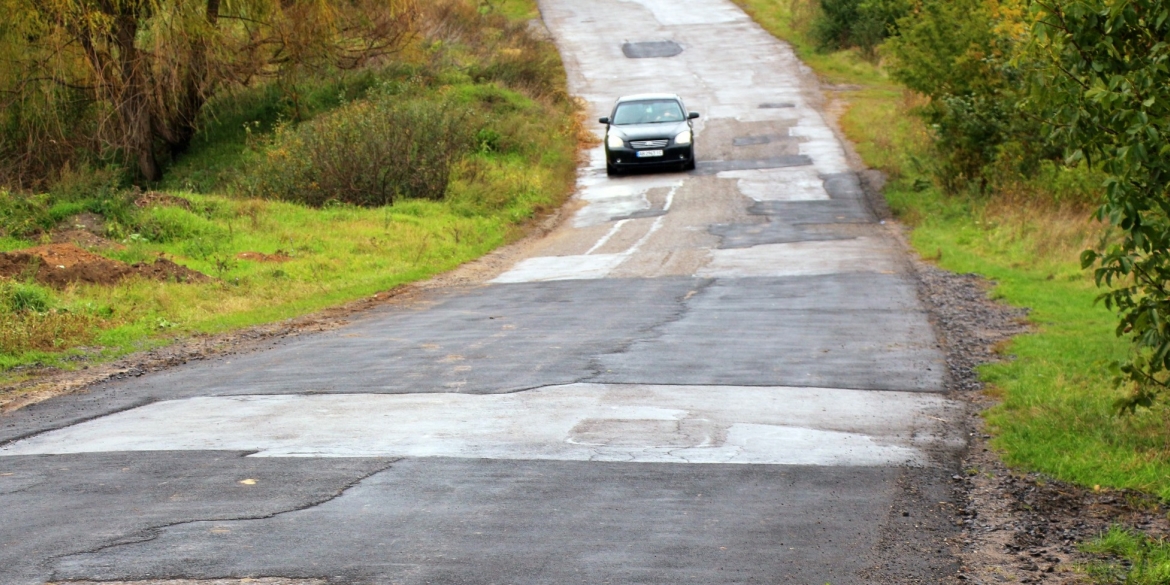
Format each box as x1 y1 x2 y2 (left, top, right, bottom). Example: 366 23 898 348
0 243 208 288
133 190 193 210
236 251 293 263
50 229 126 251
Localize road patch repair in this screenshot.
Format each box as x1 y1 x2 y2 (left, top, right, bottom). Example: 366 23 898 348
2 384 960 464
0 0 973 583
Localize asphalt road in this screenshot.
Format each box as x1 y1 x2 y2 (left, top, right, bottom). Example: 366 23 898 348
0 1 966 583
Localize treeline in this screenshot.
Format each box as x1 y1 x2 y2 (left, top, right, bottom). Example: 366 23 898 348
0 0 571 196
804 0 1170 408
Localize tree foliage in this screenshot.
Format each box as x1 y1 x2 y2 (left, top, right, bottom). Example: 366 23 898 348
0 0 416 185
1032 0 1170 410
811 0 910 55
884 0 1056 193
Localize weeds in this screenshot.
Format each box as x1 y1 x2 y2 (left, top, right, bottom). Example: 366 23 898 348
0 281 106 356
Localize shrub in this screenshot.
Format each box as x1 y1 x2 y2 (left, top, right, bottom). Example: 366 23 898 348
243 92 477 207
0 191 53 238
884 0 1057 193
811 0 910 55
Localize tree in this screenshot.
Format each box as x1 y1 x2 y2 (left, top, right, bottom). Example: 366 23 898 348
885 0 1048 192
0 0 416 183
1032 0 1170 410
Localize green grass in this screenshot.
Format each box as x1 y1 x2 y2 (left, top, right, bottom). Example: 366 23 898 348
0 190 536 373
737 0 1170 501
1082 526 1170 584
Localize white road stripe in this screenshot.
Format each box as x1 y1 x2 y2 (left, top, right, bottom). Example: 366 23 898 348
585 219 629 255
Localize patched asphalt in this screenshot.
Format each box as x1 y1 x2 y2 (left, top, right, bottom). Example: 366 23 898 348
49 460 953 585
0 0 966 583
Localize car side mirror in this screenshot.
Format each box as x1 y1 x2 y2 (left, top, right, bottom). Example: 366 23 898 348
599 117 610 124
688 112 700 119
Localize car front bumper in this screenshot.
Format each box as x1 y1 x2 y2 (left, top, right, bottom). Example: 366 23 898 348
606 145 694 168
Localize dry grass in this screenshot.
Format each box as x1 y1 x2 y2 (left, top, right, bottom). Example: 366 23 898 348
0 309 104 354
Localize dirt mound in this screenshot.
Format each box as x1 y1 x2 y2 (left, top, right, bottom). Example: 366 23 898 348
134 191 192 210
236 251 292 263
50 229 126 251
131 257 210 283
0 243 208 288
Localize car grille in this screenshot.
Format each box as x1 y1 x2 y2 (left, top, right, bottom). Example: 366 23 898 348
630 139 669 149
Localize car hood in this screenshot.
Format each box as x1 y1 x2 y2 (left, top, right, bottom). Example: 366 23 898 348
610 121 689 140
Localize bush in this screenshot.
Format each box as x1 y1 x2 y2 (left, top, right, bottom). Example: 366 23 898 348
243 91 477 207
884 0 1058 193
812 0 909 55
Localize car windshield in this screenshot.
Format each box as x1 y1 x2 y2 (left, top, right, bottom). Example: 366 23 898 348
612 99 684 125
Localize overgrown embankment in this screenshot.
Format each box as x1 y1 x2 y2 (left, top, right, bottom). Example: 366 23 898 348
0 0 583 387
736 0 1170 579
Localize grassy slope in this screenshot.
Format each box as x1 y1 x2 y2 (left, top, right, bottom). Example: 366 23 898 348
734 0 1170 499
0 2 579 380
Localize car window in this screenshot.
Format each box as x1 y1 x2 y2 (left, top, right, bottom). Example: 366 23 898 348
612 100 684 125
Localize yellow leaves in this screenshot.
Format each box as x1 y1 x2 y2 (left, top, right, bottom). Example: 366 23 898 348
986 0 1028 41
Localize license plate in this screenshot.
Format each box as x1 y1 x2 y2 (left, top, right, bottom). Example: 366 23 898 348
635 149 663 158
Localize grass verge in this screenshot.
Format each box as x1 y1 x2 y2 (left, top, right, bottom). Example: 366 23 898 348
735 0 1170 499
1082 527 1170 583
0 0 581 381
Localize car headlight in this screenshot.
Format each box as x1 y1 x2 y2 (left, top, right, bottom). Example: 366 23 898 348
674 130 692 145
607 134 625 149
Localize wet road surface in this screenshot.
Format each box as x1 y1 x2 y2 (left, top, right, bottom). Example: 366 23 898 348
1 1 965 583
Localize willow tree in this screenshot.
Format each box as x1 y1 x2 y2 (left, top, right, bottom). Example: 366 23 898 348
0 0 416 183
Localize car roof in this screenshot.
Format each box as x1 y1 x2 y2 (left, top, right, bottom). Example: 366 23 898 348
615 93 683 103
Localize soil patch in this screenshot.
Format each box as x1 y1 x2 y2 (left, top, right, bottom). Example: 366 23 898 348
0 244 208 288
49 229 126 251
130 257 211 284
908 245 1170 584
134 191 192 210
237 251 293 263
